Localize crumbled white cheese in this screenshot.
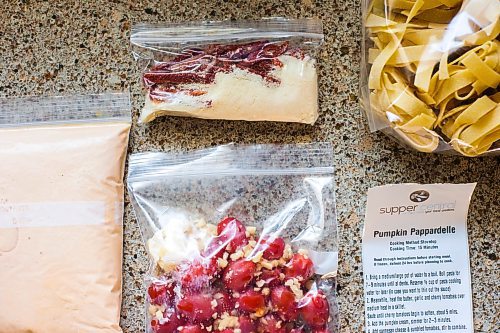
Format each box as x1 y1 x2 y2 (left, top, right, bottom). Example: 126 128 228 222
155 310 163 321
148 305 157 316
147 213 214 268
298 248 309 257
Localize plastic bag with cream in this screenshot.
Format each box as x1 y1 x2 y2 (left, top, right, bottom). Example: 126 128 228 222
361 0 500 156
127 143 339 333
0 93 131 333
130 18 324 124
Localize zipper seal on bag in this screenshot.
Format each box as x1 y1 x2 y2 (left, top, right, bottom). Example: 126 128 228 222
128 143 334 181
130 18 324 49
0 92 131 128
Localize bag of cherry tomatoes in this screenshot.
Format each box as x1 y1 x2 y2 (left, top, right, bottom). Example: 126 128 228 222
127 143 339 333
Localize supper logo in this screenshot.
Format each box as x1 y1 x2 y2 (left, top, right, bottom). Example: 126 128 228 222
410 190 429 202
379 190 456 215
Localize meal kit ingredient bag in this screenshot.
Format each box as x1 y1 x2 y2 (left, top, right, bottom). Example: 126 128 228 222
127 143 339 333
131 18 324 124
361 0 500 156
0 93 131 333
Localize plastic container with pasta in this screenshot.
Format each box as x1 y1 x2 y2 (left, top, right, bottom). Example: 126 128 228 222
361 0 500 156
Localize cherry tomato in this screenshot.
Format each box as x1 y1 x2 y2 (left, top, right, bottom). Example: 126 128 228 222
284 253 314 282
217 217 248 251
260 236 285 260
270 285 298 320
299 290 330 329
238 290 266 313
177 294 215 323
223 259 256 291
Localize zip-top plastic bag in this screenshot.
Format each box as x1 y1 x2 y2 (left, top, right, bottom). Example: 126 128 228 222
127 143 339 333
130 18 324 124
0 92 131 332
361 0 500 156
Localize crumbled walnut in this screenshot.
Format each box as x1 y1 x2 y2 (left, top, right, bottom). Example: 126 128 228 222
285 278 304 300
243 245 254 257
217 313 239 330
230 250 244 261
218 257 228 268
283 244 293 259
251 251 263 263
246 226 257 235
260 259 273 270
254 307 267 317
255 280 265 288
262 287 270 295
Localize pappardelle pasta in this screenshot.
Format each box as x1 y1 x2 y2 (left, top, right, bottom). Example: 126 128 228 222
364 0 500 156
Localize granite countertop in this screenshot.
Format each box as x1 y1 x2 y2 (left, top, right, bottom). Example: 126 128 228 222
0 1 498 332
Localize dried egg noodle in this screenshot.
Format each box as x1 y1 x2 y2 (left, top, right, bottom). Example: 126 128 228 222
366 0 500 155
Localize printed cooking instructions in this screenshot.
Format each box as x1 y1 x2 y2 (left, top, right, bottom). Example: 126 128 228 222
363 183 477 333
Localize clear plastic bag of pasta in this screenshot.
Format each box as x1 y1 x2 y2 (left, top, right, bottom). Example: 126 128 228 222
361 0 500 156
127 143 339 333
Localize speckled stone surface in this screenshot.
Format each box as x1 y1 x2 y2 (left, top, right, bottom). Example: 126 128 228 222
0 1 498 332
